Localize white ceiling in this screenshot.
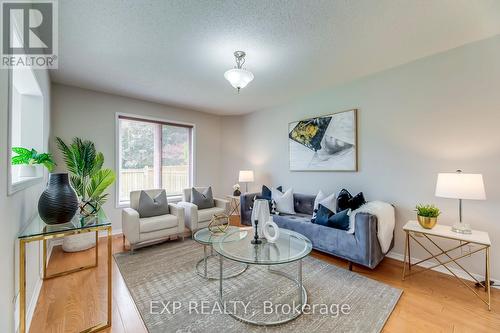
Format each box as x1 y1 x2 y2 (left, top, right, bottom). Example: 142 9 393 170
52 0 500 115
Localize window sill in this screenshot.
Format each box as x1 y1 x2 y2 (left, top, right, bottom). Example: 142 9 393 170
9 176 43 196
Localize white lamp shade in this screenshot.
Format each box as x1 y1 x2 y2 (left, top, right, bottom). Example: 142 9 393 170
238 170 254 183
224 68 254 89
435 172 486 200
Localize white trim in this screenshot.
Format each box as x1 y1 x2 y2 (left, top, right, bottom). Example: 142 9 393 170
386 250 499 289
114 112 196 208
7 63 47 196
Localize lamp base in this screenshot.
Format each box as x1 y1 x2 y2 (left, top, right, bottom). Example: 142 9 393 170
451 222 472 234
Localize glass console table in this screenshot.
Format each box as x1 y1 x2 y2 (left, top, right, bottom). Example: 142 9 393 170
17 210 112 333
213 228 312 326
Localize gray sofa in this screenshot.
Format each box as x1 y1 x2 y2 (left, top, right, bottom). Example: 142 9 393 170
240 192 393 269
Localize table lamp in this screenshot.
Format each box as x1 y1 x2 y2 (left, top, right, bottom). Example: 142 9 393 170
238 170 254 193
435 170 486 234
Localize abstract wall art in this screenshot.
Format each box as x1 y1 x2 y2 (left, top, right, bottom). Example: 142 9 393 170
289 109 357 171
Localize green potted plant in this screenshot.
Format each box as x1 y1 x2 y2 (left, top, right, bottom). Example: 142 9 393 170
415 204 440 229
56 137 116 252
11 147 55 177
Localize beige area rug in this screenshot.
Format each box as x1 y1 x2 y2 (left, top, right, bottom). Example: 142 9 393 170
114 239 401 333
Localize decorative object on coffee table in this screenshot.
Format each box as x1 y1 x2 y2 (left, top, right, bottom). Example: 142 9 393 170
208 213 229 234
38 173 78 225
415 204 440 229
262 218 280 243
251 219 262 244
232 183 241 196
435 170 486 234
56 137 116 251
289 109 357 171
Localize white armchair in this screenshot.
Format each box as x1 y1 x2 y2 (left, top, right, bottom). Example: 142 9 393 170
122 189 185 252
177 187 229 235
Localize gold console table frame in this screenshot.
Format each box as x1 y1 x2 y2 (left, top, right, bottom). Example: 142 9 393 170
18 211 112 333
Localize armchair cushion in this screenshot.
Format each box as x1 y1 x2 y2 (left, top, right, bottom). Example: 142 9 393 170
139 214 179 233
137 190 169 218
190 187 215 209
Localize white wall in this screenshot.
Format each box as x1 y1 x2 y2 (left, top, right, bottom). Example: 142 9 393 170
222 35 500 281
50 84 223 231
0 68 51 332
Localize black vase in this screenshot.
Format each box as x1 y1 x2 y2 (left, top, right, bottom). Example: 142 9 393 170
38 173 79 225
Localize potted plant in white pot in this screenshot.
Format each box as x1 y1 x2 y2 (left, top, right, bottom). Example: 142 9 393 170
56 137 116 252
11 147 55 177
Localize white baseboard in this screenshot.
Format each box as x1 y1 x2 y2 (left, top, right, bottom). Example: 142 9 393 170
386 250 499 289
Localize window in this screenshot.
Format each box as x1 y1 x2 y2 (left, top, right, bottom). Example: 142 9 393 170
8 66 44 194
117 115 193 205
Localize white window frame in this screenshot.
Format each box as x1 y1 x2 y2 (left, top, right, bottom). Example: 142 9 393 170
115 112 196 208
7 69 45 195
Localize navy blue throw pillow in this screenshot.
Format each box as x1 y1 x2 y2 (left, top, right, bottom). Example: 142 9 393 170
261 185 272 200
349 192 366 211
256 185 283 211
313 204 333 226
336 189 366 212
314 204 351 231
329 209 350 231
336 189 352 212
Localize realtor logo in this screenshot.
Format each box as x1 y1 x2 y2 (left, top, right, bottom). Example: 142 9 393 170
1 0 58 68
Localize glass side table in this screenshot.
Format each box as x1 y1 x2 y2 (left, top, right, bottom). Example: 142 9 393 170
213 228 312 326
17 210 112 333
193 226 249 279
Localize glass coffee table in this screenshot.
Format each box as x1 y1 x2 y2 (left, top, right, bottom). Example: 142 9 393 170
193 226 249 279
213 228 312 326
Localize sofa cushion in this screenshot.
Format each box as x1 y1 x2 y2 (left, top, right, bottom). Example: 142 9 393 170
312 190 336 220
328 208 351 231
349 192 366 210
336 189 352 212
313 204 334 226
140 214 178 233
137 190 169 218
191 187 215 209
198 206 226 223
337 189 366 212
272 188 295 214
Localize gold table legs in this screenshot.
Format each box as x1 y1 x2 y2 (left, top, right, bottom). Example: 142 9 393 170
402 230 491 310
19 226 112 333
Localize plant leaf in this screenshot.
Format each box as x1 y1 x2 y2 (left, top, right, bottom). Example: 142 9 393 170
11 155 29 165
86 169 115 200
56 137 80 176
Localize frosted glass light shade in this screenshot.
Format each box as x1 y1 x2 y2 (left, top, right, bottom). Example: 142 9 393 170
238 170 254 183
435 173 486 200
224 68 254 90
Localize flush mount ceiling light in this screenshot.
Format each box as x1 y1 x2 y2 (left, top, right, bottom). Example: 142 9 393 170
224 51 254 93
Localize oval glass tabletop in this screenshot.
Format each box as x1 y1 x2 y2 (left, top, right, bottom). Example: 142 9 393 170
213 228 312 265
193 226 249 245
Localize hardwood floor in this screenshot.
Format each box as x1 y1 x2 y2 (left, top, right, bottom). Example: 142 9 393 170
30 217 499 332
